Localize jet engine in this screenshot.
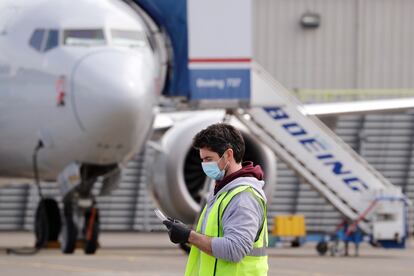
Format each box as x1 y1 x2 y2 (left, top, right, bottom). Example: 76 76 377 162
149 111 276 224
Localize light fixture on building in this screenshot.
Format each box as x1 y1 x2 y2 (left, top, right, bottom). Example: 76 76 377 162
300 12 321 28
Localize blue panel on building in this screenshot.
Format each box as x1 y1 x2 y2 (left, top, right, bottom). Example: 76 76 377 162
190 69 250 100
134 0 189 97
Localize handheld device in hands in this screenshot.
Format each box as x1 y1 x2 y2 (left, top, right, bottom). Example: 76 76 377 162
155 210 191 244
154 208 168 222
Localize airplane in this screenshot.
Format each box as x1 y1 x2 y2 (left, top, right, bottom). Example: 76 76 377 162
1 0 413 255
0 0 165 254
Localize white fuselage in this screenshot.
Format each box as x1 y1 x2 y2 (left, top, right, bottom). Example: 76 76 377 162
0 0 159 180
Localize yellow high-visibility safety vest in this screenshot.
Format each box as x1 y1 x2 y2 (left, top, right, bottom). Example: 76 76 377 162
185 185 268 276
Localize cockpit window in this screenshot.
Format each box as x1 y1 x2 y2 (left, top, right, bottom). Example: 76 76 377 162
29 29 45 51
63 29 105 46
45 30 59 51
29 29 59 52
111 29 147 48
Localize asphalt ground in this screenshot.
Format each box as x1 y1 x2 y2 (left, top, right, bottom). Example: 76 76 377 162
0 232 413 276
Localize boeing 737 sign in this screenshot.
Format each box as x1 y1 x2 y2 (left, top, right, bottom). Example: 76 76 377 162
189 65 250 100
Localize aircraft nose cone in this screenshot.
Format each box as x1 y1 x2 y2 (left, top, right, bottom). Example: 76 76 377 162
71 50 156 160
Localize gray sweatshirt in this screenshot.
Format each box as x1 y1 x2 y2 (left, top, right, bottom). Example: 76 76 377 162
199 177 267 263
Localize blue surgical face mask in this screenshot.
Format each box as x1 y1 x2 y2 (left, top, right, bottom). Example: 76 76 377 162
201 154 228 181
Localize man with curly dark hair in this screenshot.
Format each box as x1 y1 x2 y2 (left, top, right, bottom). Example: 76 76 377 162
163 123 268 276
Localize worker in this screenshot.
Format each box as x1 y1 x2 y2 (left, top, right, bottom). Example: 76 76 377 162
162 123 268 275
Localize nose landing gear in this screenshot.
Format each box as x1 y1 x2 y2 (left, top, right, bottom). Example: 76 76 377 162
29 143 107 255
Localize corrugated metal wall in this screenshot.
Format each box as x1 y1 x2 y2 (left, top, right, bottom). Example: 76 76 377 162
358 0 414 88
254 0 414 89
1 111 413 235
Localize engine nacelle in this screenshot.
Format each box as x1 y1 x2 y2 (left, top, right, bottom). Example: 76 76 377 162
149 111 276 223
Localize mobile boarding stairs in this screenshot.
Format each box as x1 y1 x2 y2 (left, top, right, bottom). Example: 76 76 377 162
234 63 411 249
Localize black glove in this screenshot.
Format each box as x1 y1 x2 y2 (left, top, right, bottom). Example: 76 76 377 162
163 218 191 244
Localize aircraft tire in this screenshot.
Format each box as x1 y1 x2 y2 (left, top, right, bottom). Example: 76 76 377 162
83 207 99 255
61 203 78 254
35 198 62 247
34 200 48 248
44 198 61 241
316 241 328 256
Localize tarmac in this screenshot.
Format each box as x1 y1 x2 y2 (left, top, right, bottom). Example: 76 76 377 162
0 232 413 276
